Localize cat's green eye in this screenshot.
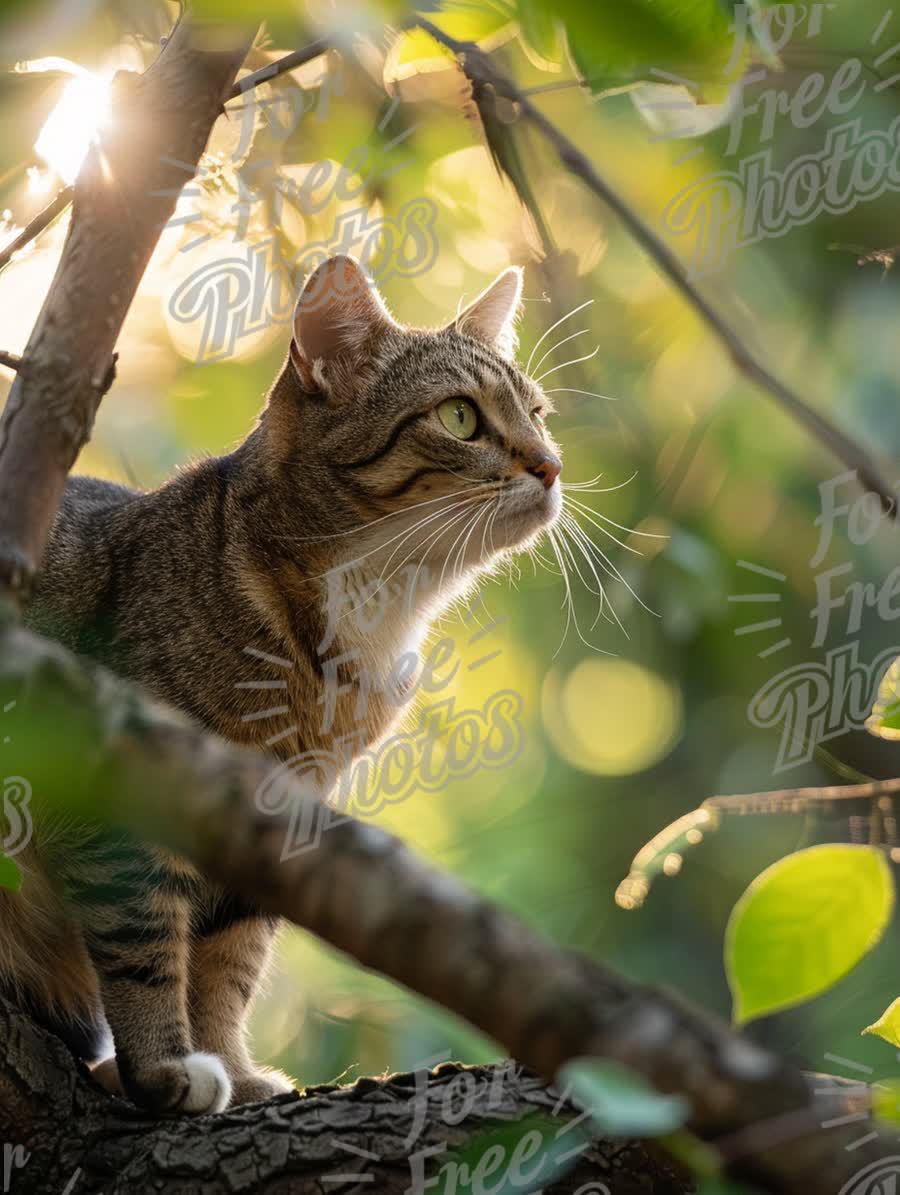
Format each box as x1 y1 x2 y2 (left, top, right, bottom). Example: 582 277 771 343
437 397 479 440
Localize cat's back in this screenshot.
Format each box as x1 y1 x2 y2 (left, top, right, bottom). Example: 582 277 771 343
26 474 145 654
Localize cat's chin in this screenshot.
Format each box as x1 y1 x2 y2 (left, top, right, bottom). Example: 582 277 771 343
494 478 561 549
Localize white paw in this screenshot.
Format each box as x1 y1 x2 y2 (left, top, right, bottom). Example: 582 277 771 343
181 1052 232 1114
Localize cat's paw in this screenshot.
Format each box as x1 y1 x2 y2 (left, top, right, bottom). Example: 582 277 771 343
125 1052 232 1115
230 1066 295 1107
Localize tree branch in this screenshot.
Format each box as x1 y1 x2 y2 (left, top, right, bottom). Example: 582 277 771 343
226 36 333 99
0 993 696 1194
0 18 253 606
411 19 900 521
0 184 73 275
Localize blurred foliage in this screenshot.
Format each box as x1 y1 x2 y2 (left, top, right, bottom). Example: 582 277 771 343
2 0 900 1095
558 1058 689 1137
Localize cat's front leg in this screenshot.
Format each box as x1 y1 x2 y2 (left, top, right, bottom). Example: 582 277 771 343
62 836 232 1115
189 889 294 1105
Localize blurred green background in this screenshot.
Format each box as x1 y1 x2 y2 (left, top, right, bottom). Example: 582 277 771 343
3 0 900 1090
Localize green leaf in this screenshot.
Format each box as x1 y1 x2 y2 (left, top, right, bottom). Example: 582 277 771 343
726 846 895 1025
866 656 900 739
558 1059 689 1137
385 3 516 84
425 1 516 45
871 1077 900 1125
540 0 734 90
864 997 900 1049
0 853 22 892
515 0 564 70
435 1116 585 1195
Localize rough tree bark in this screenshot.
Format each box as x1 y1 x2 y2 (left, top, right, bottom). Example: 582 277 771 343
0 995 696 1194
0 11 894 1195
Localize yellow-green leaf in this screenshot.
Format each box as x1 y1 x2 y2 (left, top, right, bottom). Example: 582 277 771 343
866 656 900 739
726 846 894 1025
384 5 516 85
872 1078 900 1125
864 998 900 1049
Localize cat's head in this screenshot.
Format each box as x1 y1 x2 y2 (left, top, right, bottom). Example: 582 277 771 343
265 255 561 589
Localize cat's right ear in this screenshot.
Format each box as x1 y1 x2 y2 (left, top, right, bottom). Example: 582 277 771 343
289 255 395 392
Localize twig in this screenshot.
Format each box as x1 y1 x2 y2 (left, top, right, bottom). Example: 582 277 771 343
227 37 332 99
412 19 900 521
0 351 21 371
0 185 73 274
706 776 900 816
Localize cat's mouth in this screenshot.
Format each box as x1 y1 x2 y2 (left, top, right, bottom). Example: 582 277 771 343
494 474 561 548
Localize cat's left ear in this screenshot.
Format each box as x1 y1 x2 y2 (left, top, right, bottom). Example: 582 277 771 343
447 267 523 359
290 255 396 392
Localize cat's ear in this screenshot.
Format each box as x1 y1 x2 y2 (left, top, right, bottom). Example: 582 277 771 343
290 255 395 390
448 267 523 358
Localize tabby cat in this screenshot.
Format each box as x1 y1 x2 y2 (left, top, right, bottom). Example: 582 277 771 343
1 254 562 1115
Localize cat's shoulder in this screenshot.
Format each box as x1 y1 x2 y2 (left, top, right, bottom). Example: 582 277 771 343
62 474 143 514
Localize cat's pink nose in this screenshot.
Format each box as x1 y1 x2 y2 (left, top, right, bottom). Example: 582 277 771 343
527 453 561 490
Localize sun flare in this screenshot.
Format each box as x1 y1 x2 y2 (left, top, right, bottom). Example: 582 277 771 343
34 71 112 185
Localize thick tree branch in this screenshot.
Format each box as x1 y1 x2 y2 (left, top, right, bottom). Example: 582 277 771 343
0 993 695 1194
411 19 900 521
0 621 892 1194
0 17 253 605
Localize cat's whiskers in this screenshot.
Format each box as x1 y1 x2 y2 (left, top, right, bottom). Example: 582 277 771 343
534 344 600 385
279 486 485 545
563 496 642 556
546 526 577 658
561 471 638 493
558 511 622 633
559 505 657 618
442 499 494 595
544 387 617 402
525 298 594 374
337 495 488 622
363 498 495 629
564 493 666 549
307 489 491 582
529 328 589 380
551 521 618 654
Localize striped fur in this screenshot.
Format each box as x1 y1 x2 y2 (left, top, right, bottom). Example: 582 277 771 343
2 257 562 1114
